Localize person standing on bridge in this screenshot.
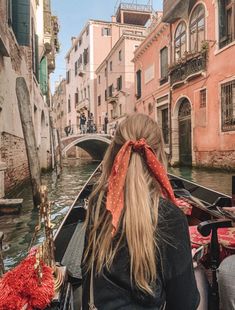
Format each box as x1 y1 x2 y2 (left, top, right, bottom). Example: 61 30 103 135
80 112 87 134
82 113 199 310
104 112 108 134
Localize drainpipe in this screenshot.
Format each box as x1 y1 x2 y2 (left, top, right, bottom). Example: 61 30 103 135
169 23 173 164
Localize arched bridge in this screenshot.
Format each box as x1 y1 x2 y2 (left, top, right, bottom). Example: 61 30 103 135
60 134 112 160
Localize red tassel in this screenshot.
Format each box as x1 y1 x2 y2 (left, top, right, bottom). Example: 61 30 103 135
0 252 55 310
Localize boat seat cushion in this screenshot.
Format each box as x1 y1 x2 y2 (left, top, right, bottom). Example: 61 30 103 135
175 198 192 216
189 226 235 248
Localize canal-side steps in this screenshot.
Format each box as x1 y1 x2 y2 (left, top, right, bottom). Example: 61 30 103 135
0 198 23 215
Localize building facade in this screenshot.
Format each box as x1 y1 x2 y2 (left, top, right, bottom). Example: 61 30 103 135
134 0 235 169
52 79 67 137
64 2 153 135
134 15 171 155
0 0 58 196
96 33 145 133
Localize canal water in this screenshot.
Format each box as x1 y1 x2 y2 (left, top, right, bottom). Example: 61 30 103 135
0 160 99 270
0 160 233 270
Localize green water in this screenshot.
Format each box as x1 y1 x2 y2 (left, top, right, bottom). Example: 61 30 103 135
0 161 233 270
0 160 98 270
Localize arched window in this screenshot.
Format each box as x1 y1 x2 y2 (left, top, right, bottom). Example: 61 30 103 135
174 22 187 61
190 4 205 52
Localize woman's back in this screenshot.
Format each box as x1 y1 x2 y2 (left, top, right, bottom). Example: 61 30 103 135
82 114 199 310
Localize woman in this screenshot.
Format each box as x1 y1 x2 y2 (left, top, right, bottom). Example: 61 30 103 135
82 114 200 309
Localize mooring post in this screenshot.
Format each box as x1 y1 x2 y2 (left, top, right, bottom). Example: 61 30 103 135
16 77 41 207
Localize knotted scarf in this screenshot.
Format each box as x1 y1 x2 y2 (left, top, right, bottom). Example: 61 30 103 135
106 138 177 232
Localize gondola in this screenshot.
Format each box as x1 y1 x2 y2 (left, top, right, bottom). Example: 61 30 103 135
1 166 234 309
49 166 235 309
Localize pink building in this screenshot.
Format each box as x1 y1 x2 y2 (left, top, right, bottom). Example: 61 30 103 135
96 33 145 133
65 2 152 134
134 15 171 155
134 0 235 169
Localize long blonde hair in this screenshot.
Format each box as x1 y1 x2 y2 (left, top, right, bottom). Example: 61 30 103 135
83 113 167 295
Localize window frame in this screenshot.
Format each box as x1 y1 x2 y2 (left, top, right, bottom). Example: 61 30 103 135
174 21 187 61
189 4 206 52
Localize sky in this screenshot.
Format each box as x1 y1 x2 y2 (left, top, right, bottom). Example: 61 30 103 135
50 0 163 93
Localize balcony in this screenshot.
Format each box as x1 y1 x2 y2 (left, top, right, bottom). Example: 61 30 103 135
169 52 207 87
162 0 196 23
76 99 89 112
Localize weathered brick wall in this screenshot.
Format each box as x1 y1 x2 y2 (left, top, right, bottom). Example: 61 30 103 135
1 132 29 193
195 151 235 170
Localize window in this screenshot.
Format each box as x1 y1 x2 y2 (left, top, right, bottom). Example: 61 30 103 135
105 67 107 77
105 89 107 101
119 50 122 61
75 61 78 75
160 107 169 145
98 75 101 84
117 76 122 91
11 0 30 46
84 88 87 99
119 104 122 116
75 44 78 52
136 70 142 99
75 89 79 104
221 80 235 131
200 89 207 108
110 61 112 71
98 95 101 105
86 26 89 36
174 22 187 61
66 70 70 84
78 54 82 68
83 48 89 65
102 27 111 36
79 38 82 46
68 96 71 113
218 0 235 48
109 84 113 97
160 47 168 84
190 4 205 52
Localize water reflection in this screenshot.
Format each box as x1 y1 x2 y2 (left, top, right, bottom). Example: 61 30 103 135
0 160 98 270
169 167 233 196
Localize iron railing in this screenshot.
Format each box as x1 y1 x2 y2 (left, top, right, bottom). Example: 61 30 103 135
118 2 152 12
170 52 207 86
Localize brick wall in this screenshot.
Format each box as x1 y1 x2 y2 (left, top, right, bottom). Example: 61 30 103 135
1 132 29 193
195 151 235 170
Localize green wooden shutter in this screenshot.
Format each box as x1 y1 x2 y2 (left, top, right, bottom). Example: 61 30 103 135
39 57 48 95
12 0 30 46
35 34 39 81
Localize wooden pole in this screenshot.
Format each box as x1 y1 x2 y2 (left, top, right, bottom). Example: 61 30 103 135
16 77 41 207
56 129 63 173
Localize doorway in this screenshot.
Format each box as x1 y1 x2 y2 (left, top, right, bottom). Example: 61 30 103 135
178 98 192 166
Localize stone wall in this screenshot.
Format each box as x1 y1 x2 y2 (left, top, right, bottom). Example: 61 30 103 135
1 132 29 193
195 151 235 171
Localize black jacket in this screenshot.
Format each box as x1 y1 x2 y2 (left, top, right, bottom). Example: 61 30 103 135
82 199 200 310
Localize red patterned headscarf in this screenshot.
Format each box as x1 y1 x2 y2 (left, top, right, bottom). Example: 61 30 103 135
106 138 177 232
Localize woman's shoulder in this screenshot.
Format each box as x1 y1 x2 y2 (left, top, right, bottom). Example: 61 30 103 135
159 197 186 222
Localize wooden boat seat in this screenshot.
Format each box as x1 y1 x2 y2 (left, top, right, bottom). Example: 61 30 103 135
61 222 85 279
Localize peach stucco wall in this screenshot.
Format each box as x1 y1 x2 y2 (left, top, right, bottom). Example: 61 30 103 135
134 1 235 169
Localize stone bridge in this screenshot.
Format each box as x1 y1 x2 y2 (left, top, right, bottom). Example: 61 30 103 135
60 134 112 160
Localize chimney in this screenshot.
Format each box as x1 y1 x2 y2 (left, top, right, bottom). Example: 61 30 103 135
111 15 117 23
71 36 76 45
